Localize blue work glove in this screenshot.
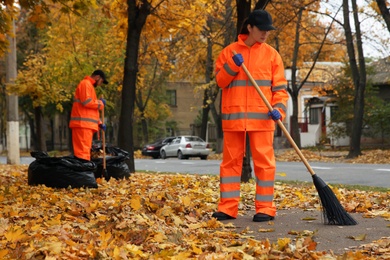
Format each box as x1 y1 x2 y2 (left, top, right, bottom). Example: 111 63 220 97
99 123 106 132
232 53 244 66
100 98 106 106
268 110 281 121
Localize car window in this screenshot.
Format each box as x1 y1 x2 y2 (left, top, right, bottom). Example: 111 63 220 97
163 138 172 144
186 136 202 142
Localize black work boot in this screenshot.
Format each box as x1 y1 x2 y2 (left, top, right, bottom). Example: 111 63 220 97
253 213 275 222
211 212 235 220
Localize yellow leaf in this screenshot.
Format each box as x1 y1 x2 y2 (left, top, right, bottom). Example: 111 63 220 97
277 172 287 177
153 232 167 243
131 197 142 211
258 228 275 232
0 249 9 258
277 237 291 250
302 217 317 221
113 246 120 259
47 241 62 254
192 243 202 254
5 227 28 242
347 234 366 241
181 196 191 207
46 217 61 226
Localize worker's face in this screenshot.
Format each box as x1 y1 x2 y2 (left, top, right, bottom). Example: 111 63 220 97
248 25 270 43
93 76 103 87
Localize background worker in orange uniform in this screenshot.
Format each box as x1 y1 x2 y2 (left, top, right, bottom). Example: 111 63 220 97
69 70 108 161
213 10 289 222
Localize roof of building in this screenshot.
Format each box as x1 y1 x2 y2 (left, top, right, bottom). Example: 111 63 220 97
369 56 390 85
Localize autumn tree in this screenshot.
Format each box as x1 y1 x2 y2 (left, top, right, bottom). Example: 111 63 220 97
265 0 346 149
114 0 220 171
7 2 121 151
342 0 367 158
375 0 390 33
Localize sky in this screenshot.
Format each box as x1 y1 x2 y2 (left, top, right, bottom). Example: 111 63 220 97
320 0 390 59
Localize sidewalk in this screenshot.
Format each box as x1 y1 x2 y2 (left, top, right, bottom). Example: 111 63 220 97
220 209 389 255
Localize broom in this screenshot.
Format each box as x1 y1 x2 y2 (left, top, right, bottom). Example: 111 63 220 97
233 51 357 225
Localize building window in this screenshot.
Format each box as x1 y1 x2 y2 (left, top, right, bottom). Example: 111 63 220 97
309 107 320 124
166 90 177 106
330 106 338 121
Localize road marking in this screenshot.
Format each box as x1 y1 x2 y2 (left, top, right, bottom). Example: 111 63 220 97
375 169 390 172
311 166 332 170
182 162 196 165
155 161 167 164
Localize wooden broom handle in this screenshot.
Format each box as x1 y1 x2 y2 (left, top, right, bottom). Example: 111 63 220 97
232 50 316 176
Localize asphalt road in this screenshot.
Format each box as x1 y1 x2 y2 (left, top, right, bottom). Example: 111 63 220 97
133 158 390 188
1 156 389 188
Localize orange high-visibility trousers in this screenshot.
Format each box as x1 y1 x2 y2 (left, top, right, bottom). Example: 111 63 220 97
72 127 94 161
217 131 276 218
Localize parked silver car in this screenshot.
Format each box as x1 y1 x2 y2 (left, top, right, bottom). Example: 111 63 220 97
160 136 210 160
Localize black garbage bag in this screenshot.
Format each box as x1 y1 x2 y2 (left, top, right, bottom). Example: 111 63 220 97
28 151 98 188
91 143 131 181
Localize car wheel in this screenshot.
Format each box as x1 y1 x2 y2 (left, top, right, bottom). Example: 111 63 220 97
161 150 167 159
200 156 208 160
178 150 186 160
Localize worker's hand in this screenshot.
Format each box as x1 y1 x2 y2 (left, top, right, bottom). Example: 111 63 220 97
232 53 244 66
100 98 106 106
268 110 281 121
99 123 106 132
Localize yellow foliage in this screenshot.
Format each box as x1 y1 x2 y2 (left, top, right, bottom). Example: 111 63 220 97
0 163 389 258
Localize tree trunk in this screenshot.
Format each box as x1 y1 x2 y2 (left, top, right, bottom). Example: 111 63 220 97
343 0 366 158
210 103 223 153
200 16 214 141
35 106 47 151
241 134 252 183
376 0 390 33
140 112 148 144
236 0 251 38
118 0 151 172
5 19 20 164
289 89 301 148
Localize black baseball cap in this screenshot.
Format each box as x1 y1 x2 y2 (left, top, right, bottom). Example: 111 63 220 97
92 69 108 84
247 10 276 31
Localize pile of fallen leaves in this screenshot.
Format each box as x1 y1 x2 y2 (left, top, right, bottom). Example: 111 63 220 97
0 165 389 259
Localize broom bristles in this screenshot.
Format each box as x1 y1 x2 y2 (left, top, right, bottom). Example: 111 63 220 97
312 174 358 225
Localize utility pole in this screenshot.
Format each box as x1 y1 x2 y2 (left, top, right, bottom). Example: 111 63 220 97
6 19 20 164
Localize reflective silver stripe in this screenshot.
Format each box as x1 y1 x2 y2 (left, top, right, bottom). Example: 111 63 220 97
274 103 287 112
256 180 274 187
70 117 99 124
220 176 241 184
222 112 269 120
272 84 287 91
72 98 92 106
221 190 240 199
224 63 238 77
228 79 272 88
228 80 247 88
247 112 269 119
255 194 274 202
250 80 272 87
82 98 92 106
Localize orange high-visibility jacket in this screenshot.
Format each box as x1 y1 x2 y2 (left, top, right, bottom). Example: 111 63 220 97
215 34 289 131
69 76 104 131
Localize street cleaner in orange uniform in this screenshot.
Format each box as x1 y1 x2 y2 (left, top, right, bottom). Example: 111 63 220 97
213 10 289 222
69 70 108 161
